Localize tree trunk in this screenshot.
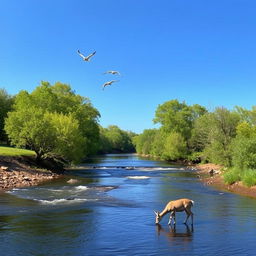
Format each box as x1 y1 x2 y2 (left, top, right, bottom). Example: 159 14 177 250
35 150 43 163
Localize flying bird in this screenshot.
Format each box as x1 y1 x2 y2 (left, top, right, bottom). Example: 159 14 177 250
102 80 119 90
103 70 121 75
77 50 96 61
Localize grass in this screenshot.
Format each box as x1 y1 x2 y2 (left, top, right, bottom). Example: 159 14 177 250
241 169 256 187
0 146 35 157
223 167 241 185
223 167 256 187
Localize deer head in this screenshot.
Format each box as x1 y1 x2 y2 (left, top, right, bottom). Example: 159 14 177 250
154 211 162 224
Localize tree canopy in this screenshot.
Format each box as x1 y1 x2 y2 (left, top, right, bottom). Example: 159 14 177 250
0 88 14 142
98 125 136 153
134 99 254 167
5 82 100 164
134 100 207 161
154 99 207 141
3 81 256 180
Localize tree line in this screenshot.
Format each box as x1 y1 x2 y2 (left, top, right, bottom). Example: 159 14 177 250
0 82 135 165
133 99 256 186
2 82 256 186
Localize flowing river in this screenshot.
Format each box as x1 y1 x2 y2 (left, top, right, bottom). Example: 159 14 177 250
1 154 256 256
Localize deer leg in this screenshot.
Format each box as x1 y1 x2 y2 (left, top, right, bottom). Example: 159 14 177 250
184 209 190 224
168 211 175 225
184 208 193 225
190 210 194 225
173 211 176 225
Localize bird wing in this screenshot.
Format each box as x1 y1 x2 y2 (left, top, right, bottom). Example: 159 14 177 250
86 51 96 60
111 71 121 75
77 50 86 59
103 70 121 75
110 80 119 84
102 82 109 90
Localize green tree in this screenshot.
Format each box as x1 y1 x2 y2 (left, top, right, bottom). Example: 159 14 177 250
31 82 100 154
0 88 14 143
98 127 112 153
47 112 86 163
99 125 136 153
191 107 240 166
5 107 55 160
133 129 157 155
190 112 215 153
5 82 100 163
162 132 187 161
153 99 207 143
231 122 256 169
150 129 167 158
235 106 256 125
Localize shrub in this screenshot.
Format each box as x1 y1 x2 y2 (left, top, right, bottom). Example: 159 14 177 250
231 136 256 170
241 169 256 187
188 152 203 164
163 132 187 161
223 168 241 185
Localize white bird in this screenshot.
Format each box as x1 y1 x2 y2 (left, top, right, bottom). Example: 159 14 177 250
103 70 121 75
77 50 96 61
102 80 119 90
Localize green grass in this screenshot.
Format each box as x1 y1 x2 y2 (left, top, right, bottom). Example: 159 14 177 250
0 146 35 157
241 169 256 187
223 167 241 185
223 167 256 187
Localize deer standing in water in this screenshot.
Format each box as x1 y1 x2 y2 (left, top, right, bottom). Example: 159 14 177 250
154 198 194 225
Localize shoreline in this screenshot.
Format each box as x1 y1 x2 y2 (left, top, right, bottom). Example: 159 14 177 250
0 156 61 191
194 163 256 199
1 155 256 199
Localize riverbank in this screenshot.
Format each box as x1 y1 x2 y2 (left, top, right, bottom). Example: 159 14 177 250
194 163 256 199
2 154 256 199
0 156 61 191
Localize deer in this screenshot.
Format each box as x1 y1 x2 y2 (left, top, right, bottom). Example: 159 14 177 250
154 198 194 225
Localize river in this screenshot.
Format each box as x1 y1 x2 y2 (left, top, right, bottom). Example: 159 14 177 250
0 154 256 256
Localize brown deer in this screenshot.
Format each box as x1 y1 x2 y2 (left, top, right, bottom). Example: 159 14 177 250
154 198 194 225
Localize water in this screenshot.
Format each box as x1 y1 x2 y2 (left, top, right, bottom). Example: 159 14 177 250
1 153 256 256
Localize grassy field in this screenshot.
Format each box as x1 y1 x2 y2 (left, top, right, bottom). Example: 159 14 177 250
0 146 35 156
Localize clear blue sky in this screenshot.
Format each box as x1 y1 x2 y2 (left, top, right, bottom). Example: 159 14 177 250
1 0 256 133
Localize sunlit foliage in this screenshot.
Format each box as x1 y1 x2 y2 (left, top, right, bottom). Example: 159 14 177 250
5 82 100 163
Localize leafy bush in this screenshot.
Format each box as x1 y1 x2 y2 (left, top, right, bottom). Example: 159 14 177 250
223 168 241 185
203 141 232 166
223 167 256 187
133 129 157 155
99 126 135 153
187 152 203 163
231 136 256 170
241 169 256 187
162 132 187 161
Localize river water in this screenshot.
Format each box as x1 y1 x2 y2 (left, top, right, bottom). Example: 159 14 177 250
1 154 256 256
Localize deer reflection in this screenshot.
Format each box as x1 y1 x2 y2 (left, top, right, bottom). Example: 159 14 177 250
156 223 193 243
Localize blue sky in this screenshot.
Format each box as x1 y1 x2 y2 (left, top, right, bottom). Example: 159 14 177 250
1 0 256 133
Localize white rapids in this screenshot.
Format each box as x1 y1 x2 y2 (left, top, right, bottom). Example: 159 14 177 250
126 176 150 179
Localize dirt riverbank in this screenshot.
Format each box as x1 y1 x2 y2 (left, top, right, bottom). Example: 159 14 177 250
0 156 61 191
194 163 256 199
